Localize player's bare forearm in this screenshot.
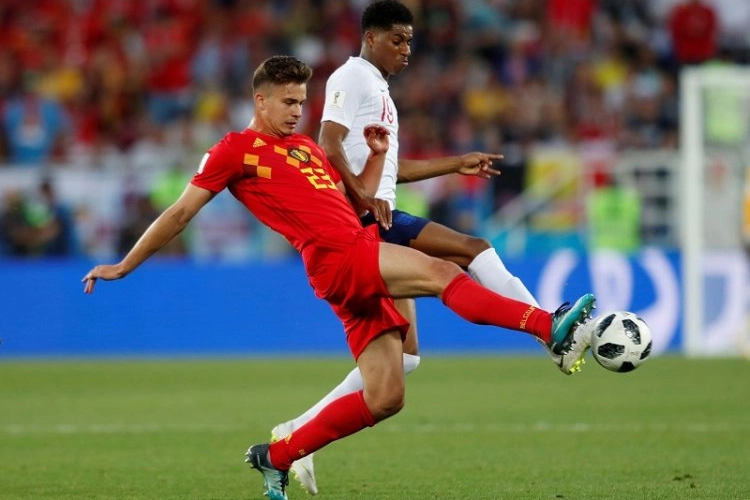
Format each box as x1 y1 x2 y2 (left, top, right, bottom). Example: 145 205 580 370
343 153 392 228
359 150 392 229
359 125 390 195
397 157 459 183
120 207 191 271
319 122 369 205
359 151 385 195
332 151 369 202
81 208 188 293
82 184 214 294
397 152 503 183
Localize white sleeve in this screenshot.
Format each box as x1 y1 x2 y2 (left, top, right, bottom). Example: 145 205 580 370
321 69 362 131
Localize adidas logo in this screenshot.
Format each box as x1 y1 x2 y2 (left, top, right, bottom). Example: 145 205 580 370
253 137 267 148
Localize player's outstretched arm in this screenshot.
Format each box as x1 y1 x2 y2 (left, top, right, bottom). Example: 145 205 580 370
82 184 215 294
397 152 503 183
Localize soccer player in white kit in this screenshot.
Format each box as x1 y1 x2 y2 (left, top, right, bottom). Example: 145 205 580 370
271 1 596 495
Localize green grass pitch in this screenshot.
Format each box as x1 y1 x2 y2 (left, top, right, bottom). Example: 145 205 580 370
1 355 749 500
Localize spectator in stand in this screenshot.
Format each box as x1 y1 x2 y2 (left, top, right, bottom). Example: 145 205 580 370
0 50 24 161
142 4 199 128
0 0 748 260
1 74 70 166
545 0 597 52
668 0 719 67
0 189 35 256
0 179 76 257
34 178 78 257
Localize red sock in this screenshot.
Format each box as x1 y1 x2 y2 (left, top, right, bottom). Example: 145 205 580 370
442 273 553 342
268 390 375 470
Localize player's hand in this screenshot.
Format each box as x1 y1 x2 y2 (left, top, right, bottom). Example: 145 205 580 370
457 152 503 179
367 197 392 230
363 124 390 155
81 264 126 294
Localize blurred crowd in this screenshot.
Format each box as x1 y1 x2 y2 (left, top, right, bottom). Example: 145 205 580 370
1 0 749 258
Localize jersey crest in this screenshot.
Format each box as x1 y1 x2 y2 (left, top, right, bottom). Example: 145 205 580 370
289 148 311 163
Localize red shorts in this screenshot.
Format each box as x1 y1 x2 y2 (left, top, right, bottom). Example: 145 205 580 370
304 225 410 359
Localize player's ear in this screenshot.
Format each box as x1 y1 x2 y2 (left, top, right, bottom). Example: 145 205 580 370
254 92 266 110
363 29 377 47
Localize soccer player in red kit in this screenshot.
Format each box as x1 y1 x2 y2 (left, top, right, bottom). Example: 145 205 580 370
82 55 595 500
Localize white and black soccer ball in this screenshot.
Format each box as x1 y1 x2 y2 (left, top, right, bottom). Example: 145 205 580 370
590 311 653 373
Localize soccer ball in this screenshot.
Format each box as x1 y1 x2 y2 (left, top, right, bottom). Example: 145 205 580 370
590 311 653 373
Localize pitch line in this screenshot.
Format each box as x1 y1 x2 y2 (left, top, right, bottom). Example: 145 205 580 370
379 421 750 433
2 421 748 436
1 422 237 435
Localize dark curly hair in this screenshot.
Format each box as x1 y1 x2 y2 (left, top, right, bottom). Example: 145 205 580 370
361 0 413 32
252 56 313 93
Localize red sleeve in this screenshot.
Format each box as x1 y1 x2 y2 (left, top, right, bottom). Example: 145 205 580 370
191 136 243 193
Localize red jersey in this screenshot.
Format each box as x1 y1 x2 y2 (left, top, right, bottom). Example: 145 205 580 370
191 128 364 265
192 127 409 358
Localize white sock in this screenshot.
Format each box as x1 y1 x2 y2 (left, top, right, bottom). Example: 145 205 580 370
402 353 421 373
468 248 540 307
289 353 421 429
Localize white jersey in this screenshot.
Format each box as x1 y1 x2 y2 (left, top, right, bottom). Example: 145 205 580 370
321 57 400 209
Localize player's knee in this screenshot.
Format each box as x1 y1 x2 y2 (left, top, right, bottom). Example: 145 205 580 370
367 385 405 421
430 259 464 291
449 237 492 268
433 258 463 278
378 392 405 420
